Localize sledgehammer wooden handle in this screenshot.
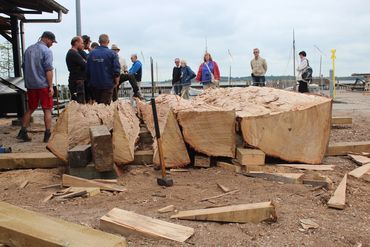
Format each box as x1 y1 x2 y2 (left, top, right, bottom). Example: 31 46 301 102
151 98 166 178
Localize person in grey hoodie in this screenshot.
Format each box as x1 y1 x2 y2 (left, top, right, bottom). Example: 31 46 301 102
180 59 196 99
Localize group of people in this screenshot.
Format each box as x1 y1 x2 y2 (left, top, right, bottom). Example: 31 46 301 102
171 52 221 99
66 33 144 105
171 47 312 98
16 30 313 142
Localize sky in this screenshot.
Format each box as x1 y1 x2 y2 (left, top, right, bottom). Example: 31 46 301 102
5 0 370 84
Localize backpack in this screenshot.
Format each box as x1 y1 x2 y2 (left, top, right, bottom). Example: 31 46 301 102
302 60 313 82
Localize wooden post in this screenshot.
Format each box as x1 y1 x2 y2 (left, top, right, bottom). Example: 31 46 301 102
90 125 113 172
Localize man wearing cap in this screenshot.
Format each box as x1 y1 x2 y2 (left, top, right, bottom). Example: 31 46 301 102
111 44 143 101
66 36 86 104
17 31 57 142
86 34 120 104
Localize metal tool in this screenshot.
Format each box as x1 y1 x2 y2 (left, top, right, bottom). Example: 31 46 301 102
151 98 173 187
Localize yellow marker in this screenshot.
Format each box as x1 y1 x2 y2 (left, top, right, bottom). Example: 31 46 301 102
331 49 336 98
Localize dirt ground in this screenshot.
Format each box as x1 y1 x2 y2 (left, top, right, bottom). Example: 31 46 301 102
0 90 369 247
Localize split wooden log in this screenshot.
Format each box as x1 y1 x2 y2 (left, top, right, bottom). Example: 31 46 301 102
171 201 277 223
0 202 127 247
327 174 347 209
100 208 194 242
136 99 190 168
154 94 236 158
112 101 140 165
47 102 113 162
194 87 332 164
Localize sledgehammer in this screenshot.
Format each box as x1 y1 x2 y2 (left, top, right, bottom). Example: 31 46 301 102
151 98 174 187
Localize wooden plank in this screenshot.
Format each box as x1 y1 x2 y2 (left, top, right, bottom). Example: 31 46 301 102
326 141 370 156
90 125 113 172
100 208 194 243
112 101 140 165
56 190 87 200
171 201 277 223
245 171 304 184
68 144 92 168
328 174 347 209
331 117 352 125
19 180 29 189
0 202 127 247
62 174 126 192
0 152 63 170
278 164 335 171
237 148 265 166
194 155 210 168
348 154 370 166
348 163 370 178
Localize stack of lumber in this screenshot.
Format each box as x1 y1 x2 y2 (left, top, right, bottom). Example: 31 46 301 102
156 95 236 158
193 87 332 164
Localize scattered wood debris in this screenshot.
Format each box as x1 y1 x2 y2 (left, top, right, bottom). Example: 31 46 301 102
245 171 304 184
19 180 28 189
217 183 231 193
157 205 175 213
348 154 370 166
278 164 335 171
300 218 319 230
200 189 239 202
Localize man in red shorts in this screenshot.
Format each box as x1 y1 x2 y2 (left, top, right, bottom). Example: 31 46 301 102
17 31 57 142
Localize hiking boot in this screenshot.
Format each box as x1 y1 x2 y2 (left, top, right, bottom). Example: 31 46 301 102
133 92 145 101
43 130 51 143
16 128 32 142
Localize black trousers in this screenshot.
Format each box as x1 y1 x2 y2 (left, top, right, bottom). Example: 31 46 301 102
113 73 140 101
172 82 182 95
92 87 113 105
298 80 309 93
69 80 86 104
252 75 266 86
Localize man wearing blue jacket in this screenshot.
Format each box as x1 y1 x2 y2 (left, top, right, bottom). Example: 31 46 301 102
86 34 120 104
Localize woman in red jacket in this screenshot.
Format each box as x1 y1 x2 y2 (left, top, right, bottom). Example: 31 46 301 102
196 52 220 89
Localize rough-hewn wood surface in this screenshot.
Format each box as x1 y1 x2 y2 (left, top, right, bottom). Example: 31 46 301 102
194 87 332 164
137 100 190 168
112 101 140 165
154 94 236 158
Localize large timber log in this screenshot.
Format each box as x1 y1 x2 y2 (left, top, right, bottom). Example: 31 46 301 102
137 100 190 168
155 95 236 158
194 87 332 164
47 101 117 163
112 101 140 165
